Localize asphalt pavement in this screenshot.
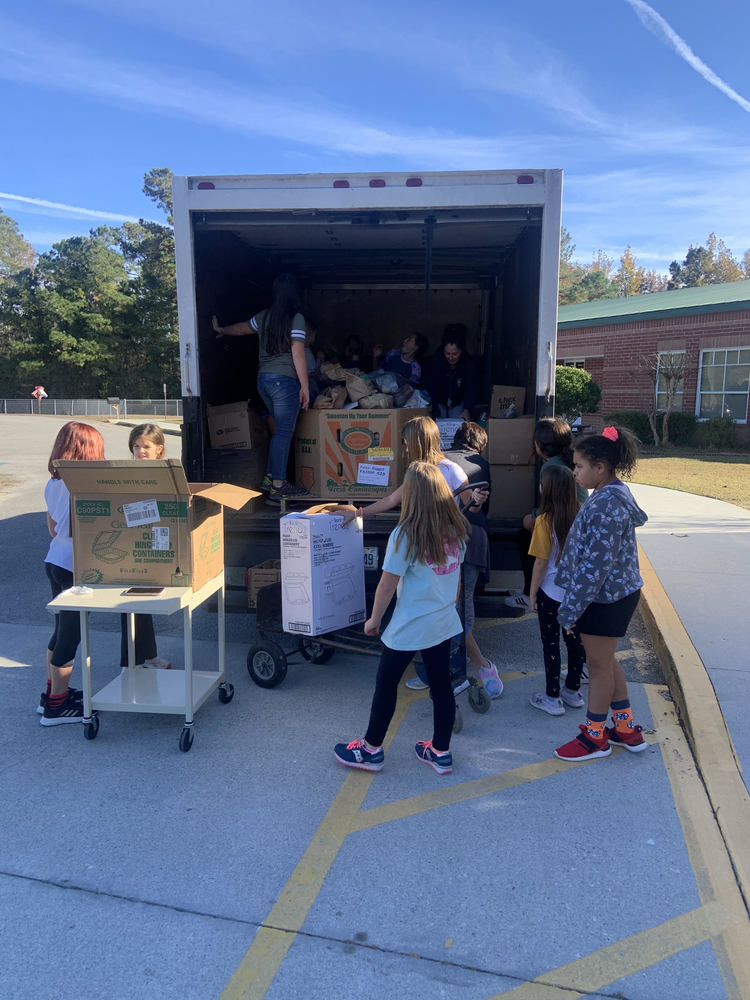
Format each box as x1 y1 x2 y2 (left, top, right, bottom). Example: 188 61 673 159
1 414 749 1000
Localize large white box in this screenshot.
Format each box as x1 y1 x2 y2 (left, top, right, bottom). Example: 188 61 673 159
280 504 366 636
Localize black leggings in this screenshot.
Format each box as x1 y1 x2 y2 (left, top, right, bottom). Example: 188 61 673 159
45 562 80 667
119 615 157 667
536 588 586 699
365 639 454 753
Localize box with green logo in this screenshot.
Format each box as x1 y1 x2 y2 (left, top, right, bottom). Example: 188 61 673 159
54 459 258 590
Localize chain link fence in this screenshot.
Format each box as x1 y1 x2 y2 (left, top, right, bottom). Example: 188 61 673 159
1 398 183 418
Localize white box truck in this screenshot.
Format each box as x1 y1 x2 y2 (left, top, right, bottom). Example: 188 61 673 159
173 168 563 582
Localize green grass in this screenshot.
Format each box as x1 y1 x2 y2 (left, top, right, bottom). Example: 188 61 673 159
632 451 750 510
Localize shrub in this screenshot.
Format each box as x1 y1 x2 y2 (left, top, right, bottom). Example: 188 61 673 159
604 410 651 444
658 411 696 446
554 366 601 421
696 416 736 450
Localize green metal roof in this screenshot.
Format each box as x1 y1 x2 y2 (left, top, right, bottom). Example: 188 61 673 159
557 279 750 329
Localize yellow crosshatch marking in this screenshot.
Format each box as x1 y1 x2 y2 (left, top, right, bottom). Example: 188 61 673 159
220 683 750 1000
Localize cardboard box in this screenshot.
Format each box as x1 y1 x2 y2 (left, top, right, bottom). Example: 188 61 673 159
54 459 258 590
206 401 268 450
487 464 536 519
490 385 526 418
247 559 282 610
486 416 536 465
280 504 366 636
294 407 429 501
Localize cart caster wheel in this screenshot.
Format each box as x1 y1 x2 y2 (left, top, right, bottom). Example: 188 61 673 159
247 642 288 688
83 714 100 740
179 726 194 753
453 706 464 734
218 682 235 704
468 683 491 714
300 640 336 664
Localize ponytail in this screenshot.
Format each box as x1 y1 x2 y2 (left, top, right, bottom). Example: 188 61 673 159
574 425 639 478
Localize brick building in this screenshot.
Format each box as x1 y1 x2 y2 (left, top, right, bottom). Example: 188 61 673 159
557 280 750 438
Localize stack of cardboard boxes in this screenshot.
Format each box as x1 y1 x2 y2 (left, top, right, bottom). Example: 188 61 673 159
485 386 536 519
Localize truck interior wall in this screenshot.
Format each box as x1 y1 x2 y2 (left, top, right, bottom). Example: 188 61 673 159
307 287 485 361
492 227 541 415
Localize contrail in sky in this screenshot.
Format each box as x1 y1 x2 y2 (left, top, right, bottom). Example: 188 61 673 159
625 0 750 114
0 191 142 222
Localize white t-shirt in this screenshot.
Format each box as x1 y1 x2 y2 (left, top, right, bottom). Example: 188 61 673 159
44 477 73 571
438 458 468 499
380 527 465 651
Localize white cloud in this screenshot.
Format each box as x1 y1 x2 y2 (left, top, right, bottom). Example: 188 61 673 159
625 0 750 114
0 191 144 223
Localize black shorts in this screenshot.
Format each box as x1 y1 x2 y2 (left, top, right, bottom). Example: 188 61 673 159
576 590 640 638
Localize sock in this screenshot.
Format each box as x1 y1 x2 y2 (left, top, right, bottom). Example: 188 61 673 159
611 700 634 733
363 740 381 753
584 711 607 741
47 690 70 709
45 680 52 694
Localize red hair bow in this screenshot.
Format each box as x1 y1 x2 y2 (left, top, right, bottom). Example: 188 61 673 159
602 426 618 441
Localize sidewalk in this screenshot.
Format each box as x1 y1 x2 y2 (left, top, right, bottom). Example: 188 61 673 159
631 483 750 915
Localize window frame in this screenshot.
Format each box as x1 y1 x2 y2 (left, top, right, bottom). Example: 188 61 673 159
695 347 750 424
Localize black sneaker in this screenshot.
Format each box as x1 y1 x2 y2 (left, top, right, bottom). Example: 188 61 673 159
40 690 84 726
37 687 83 715
266 481 310 505
259 474 273 493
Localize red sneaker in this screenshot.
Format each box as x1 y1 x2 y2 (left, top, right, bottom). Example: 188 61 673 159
607 724 647 753
554 724 611 762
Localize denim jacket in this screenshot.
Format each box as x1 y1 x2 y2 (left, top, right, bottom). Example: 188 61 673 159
556 482 648 630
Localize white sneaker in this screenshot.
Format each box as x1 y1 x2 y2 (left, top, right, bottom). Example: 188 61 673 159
530 692 565 716
141 656 172 669
504 593 530 610
405 676 428 691
560 686 585 709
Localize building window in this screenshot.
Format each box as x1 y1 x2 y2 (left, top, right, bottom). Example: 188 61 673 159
697 348 750 422
560 358 586 369
656 351 685 411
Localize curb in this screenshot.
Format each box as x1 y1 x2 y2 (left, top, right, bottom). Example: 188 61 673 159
638 543 750 915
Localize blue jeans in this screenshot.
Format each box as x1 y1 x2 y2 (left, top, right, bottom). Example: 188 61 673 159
257 373 301 482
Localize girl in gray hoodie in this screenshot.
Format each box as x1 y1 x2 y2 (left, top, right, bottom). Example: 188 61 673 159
553 426 649 762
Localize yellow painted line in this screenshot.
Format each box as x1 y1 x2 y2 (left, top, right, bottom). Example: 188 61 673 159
645 685 750 997
219 693 417 1000
487 901 738 1000
350 757 595 832
639 545 750 911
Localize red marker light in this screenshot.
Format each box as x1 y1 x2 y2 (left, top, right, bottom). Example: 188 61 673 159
405 177 423 187
369 179 386 188
197 181 215 190
333 180 350 188
516 175 534 185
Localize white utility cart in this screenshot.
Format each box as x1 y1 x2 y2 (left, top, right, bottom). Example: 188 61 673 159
47 572 231 752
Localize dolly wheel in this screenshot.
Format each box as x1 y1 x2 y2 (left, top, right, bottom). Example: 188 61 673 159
218 682 235 704
468 683 491 714
179 726 194 753
247 643 288 688
300 640 336 664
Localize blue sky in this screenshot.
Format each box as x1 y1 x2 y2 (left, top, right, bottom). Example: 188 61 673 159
1 0 748 274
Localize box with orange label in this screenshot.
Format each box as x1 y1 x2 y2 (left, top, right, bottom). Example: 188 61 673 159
294 408 429 500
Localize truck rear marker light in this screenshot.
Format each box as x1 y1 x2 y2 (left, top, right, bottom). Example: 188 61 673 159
516 175 534 184
369 179 386 187
333 180 350 188
197 182 215 190
405 177 423 187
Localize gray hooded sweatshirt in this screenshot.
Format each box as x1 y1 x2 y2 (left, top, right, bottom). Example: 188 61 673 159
556 481 648 631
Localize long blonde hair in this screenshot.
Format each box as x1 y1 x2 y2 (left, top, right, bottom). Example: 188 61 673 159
402 415 444 465
394 461 468 566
